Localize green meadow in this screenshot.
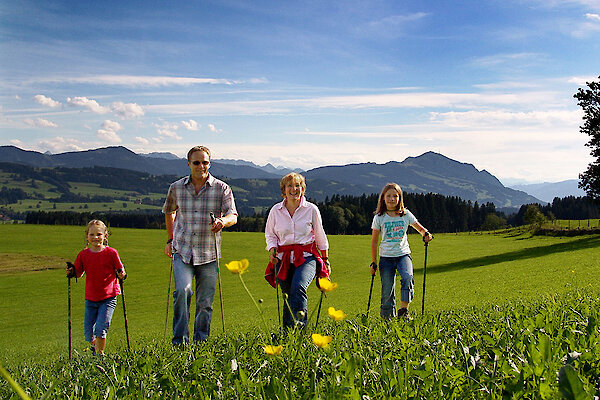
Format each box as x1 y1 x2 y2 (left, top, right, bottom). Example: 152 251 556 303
1 224 598 360
0 224 599 398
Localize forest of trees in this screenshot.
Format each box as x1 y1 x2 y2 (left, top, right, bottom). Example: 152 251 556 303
19 193 599 234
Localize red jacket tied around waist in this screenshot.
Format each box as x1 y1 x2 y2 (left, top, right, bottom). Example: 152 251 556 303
264 242 329 288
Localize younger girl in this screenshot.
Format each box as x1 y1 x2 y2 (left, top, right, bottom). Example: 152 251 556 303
370 183 432 319
66 220 126 355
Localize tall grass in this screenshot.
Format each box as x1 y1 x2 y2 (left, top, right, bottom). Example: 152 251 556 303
1 289 598 399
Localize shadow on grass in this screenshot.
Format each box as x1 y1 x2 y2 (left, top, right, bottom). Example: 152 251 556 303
422 236 600 275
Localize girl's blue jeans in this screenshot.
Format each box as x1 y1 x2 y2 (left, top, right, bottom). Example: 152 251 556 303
379 254 414 318
172 253 217 344
84 296 117 342
279 256 317 328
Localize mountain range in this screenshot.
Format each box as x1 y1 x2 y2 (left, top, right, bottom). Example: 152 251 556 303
0 145 544 208
510 180 585 203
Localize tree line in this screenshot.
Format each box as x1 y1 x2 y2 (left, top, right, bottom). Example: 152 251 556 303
508 196 600 226
19 193 599 233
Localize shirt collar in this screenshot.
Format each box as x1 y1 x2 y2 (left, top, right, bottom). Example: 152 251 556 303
277 195 307 209
184 173 214 186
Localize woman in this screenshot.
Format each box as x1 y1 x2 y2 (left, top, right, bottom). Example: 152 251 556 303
265 172 330 328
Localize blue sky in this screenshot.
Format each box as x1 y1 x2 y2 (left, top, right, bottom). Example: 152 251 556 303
1 0 599 184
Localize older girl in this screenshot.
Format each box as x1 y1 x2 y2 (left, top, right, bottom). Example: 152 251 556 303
370 183 432 319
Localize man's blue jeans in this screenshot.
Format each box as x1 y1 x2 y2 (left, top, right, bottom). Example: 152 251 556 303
84 296 117 342
279 256 317 328
172 253 217 344
379 255 414 318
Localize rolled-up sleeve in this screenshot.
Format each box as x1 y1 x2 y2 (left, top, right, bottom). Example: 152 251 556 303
162 184 178 214
312 205 329 250
220 183 237 217
265 206 279 250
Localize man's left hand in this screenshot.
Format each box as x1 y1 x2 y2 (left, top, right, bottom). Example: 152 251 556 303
211 217 224 233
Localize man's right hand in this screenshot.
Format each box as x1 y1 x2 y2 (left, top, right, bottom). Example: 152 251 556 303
164 243 173 258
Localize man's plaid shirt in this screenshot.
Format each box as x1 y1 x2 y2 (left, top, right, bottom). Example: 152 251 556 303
162 174 237 265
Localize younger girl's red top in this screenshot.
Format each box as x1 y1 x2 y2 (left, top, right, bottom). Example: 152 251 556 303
74 247 123 301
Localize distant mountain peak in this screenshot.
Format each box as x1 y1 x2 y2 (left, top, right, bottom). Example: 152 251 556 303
141 152 181 160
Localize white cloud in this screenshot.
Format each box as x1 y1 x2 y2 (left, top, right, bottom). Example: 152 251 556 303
470 52 543 69
586 13 600 21
571 13 600 37
181 119 200 130
23 117 58 128
154 122 181 140
111 102 145 119
97 120 123 143
146 89 567 116
33 94 61 108
366 13 428 30
208 123 221 133
428 110 582 127
135 136 150 145
36 137 84 153
67 97 110 114
10 139 24 147
47 75 235 86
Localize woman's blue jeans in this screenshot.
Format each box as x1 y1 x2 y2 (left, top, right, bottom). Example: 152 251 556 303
84 296 117 342
379 255 414 318
279 256 317 328
172 253 217 344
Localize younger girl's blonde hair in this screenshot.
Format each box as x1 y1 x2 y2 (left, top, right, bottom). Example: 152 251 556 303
85 219 109 246
375 183 406 216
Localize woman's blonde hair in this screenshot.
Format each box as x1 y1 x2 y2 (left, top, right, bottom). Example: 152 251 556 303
280 172 306 198
375 183 405 216
85 219 109 246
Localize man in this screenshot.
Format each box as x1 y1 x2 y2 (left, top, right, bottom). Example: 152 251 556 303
163 145 237 344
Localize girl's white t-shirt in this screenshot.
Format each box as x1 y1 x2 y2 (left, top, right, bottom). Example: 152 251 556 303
371 209 418 257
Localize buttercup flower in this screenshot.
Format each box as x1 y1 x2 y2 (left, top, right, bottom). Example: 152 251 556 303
317 277 338 293
328 306 346 321
225 259 249 274
263 345 283 355
312 333 333 349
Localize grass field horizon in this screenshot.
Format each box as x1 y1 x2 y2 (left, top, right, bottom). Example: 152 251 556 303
1 224 599 367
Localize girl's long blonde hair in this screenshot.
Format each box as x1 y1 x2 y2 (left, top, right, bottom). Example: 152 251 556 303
375 183 405 216
85 219 109 247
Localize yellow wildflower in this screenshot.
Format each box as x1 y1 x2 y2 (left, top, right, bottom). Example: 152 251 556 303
328 306 346 321
312 333 333 349
263 345 283 355
225 259 250 274
317 277 338 292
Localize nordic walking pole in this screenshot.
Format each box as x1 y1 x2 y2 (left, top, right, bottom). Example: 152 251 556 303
163 259 173 343
66 262 76 359
210 212 225 333
68 274 72 359
421 240 429 315
119 277 130 351
366 262 377 318
273 249 281 329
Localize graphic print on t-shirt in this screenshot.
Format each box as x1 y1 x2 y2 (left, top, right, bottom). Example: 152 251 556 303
384 220 405 241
